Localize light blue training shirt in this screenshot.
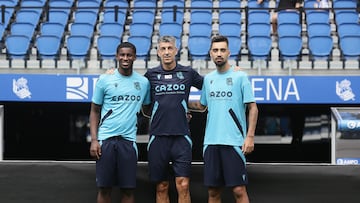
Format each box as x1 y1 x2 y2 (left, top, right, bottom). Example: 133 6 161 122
92 70 151 141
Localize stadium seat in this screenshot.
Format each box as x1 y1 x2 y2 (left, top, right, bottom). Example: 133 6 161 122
15 10 41 26
189 23 212 37
159 22 182 39
247 0 270 14
335 11 360 25
127 35 151 68
99 22 124 38
70 23 94 39
248 12 270 24
40 22 65 39
219 11 242 25
219 23 241 37
129 23 153 38
307 23 331 38
48 10 70 27
248 22 271 37
337 23 360 38
248 35 272 59
278 23 302 37
5 34 31 67
131 10 155 25
308 35 333 68
10 22 36 40
190 0 213 25
277 10 301 25
77 0 100 13
36 35 61 68
339 35 360 59
306 10 330 25
97 35 121 68
227 36 242 60
49 0 73 14
74 10 98 26
333 0 357 14
190 11 213 25
278 35 302 68
66 35 91 61
103 10 127 25
161 10 184 24
133 0 157 13
188 35 211 60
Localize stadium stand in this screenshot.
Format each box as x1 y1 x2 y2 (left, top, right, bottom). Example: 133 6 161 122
0 0 359 72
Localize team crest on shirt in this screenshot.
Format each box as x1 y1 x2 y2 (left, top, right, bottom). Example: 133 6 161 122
176 72 184 79
114 83 118 88
157 74 161 80
226 77 233 86
134 82 140 90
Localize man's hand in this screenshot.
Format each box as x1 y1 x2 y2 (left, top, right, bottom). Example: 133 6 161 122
90 140 101 160
105 68 116 75
242 136 255 155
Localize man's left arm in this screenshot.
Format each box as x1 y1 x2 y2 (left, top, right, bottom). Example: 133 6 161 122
243 102 258 155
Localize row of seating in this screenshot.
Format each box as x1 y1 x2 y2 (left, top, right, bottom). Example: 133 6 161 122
0 0 359 69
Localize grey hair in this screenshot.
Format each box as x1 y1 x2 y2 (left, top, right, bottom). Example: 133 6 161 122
157 35 177 48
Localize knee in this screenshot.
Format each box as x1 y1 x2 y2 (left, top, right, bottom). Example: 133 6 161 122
233 186 247 199
98 187 112 198
175 177 190 193
157 181 170 194
208 187 222 200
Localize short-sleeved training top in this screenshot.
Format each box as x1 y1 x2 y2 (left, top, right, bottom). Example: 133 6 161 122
92 70 151 141
200 66 255 146
145 64 203 136
277 0 302 11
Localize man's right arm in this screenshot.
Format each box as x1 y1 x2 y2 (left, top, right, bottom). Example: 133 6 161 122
89 103 102 159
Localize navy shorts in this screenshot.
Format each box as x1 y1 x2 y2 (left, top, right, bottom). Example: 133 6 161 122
96 136 138 188
203 145 248 187
147 135 192 182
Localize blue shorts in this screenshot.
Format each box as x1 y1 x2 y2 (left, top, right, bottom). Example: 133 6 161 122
147 135 192 182
203 145 248 187
96 136 138 188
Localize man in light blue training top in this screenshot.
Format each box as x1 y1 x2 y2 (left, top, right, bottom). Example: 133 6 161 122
190 35 258 203
89 42 151 203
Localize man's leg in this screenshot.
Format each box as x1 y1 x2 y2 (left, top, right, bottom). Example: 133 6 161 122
233 186 249 203
208 187 222 203
156 181 170 203
97 187 112 203
175 176 191 203
120 188 135 203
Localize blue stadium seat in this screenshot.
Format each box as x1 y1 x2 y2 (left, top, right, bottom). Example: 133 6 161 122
127 35 151 67
36 35 61 67
247 0 270 14
306 10 330 25
133 0 157 13
248 12 270 24
129 23 153 38
104 0 128 15
77 0 100 13
74 10 98 26
103 10 126 25
97 35 121 68
5 34 31 67
49 0 73 14
227 36 242 60
190 0 213 25
189 23 212 37
308 35 333 68
16 10 41 26
161 10 184 24
10 22 36 40
219 0 241 16
159 23 182 39
99 22 124 38
219 23 241 37
248 22 271 37
333 0 357 14
40 22 65 39
70 23 94 38
48 10 69 27
188 35 211 60
219 11 241 25
307 23 331 38
278 23 301 37
248 35 272 61
339 35 360 59
66 35 91 60
20 0 45 15
337 23 360 38
278 35 302 68
190 11 213 25
132 11 155 25
335 11 360 25
277 10 300 25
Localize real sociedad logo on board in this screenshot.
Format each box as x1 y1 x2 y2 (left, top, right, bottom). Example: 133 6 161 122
336 79 355 101
66 77 89 100
12 77 31 99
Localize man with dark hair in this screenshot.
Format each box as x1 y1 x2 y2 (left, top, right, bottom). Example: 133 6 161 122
89 42 151 203
190 35 258 203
